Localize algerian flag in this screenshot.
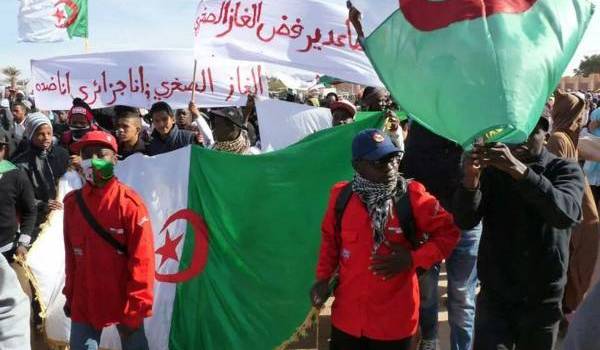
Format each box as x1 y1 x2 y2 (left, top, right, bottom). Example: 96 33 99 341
351 0 595 146
28 114 384 349
18 0 88 42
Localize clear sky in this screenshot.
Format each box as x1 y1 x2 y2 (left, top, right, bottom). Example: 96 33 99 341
1 0 599 80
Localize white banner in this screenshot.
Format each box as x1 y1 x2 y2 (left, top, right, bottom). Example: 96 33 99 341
31 49 268 110
256 99 332 151
193 0 383 87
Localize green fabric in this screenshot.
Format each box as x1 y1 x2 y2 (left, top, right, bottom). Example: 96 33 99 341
90 158 114 185
0 160 17 174
66 0 88 39
355 111 383 122
169 114 385 349
362 1 594 147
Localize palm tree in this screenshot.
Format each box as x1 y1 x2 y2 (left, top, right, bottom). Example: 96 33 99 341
2 66 22 89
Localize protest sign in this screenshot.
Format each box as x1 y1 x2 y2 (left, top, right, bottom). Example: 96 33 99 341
193 0 383 88
31 49 268 110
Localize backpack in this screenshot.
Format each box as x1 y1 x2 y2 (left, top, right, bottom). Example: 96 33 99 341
334 179 422 250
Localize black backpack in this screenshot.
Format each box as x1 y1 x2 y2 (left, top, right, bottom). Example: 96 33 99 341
334 179 422 250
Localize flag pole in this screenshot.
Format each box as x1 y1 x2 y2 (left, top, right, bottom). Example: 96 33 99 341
84 38 89 53
190 59 198 104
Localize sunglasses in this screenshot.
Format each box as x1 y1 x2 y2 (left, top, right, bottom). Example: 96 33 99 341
368 154 402 168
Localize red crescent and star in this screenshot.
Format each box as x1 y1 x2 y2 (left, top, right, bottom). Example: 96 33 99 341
53 0 80 29
154 209 210 284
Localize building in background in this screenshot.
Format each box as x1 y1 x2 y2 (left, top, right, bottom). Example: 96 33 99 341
559 74 600 91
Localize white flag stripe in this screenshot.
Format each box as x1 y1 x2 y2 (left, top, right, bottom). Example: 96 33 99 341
18 0 69 42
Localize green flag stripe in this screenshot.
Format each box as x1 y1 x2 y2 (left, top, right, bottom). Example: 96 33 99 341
66 0 88 39
169 113 384 349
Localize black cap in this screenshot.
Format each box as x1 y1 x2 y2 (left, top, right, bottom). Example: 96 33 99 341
209 107 247 130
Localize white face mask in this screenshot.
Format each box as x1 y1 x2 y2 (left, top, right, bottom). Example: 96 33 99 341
81 159 94 183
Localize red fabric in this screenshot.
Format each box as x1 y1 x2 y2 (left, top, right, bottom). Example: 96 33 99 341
63 178 155 330
70 130 119 154
68 106 94 124
316 180 460 340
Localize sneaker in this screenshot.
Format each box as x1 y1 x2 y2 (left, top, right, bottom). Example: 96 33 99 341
419 339 438 350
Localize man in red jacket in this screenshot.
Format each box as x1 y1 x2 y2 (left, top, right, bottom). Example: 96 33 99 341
311 129 460 349
63 131 154 350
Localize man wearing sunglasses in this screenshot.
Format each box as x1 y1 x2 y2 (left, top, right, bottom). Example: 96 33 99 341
312 128 460 349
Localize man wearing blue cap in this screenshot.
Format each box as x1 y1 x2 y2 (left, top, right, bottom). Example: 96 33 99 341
311 129 460 349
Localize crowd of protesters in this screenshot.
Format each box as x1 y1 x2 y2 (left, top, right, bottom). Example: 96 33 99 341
0 84 600 350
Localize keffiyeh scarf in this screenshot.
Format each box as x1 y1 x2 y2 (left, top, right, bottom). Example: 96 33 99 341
352 174 400 252
213 132 250 154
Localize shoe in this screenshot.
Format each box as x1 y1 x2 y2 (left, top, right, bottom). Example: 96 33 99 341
419 339 438 350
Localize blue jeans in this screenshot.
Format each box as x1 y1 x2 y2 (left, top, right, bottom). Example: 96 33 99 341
70 322 149 350
419 223 482 350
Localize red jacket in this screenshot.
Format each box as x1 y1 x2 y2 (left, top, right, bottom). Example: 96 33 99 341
63 178 155 330
316 180 460 340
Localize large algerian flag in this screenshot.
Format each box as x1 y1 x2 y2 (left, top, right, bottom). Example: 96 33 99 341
18 0 88 42
351 0 595 147
27 114 383 349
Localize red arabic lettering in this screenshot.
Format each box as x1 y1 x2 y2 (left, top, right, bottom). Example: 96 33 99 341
298 28 322 52
215 1 263 38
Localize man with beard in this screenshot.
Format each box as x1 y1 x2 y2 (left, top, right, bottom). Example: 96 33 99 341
453 114 585 349
311 129 459 349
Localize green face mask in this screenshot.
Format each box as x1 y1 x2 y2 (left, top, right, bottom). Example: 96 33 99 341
82 158 114 186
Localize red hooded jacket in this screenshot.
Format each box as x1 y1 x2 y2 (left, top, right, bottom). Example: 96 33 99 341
63 178 154 330
316 180 460 340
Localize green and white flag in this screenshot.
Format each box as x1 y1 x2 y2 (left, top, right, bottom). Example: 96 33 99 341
28 114 384 349
18 0 88 42
351 0 595 146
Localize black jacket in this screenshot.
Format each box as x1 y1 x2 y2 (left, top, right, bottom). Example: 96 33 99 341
402 122 463 210
0 162 36 248
118 138 148 160
453 149 584 319
147 125 196 156
12 144 69 226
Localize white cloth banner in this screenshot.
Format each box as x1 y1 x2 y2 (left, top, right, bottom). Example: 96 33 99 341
31 49 268 110
256 99 332 151
193 0 383 87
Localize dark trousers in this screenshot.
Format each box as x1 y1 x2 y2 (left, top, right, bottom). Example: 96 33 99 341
330 327 412 350
473 292 559 350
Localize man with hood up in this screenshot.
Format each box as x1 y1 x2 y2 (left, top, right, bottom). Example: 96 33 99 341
547 91 600 319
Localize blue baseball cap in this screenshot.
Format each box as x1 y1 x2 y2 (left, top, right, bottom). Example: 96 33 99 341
352 128 401 161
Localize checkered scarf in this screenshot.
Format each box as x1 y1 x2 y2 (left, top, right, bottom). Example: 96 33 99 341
352 174 400 252
213 131 250 154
